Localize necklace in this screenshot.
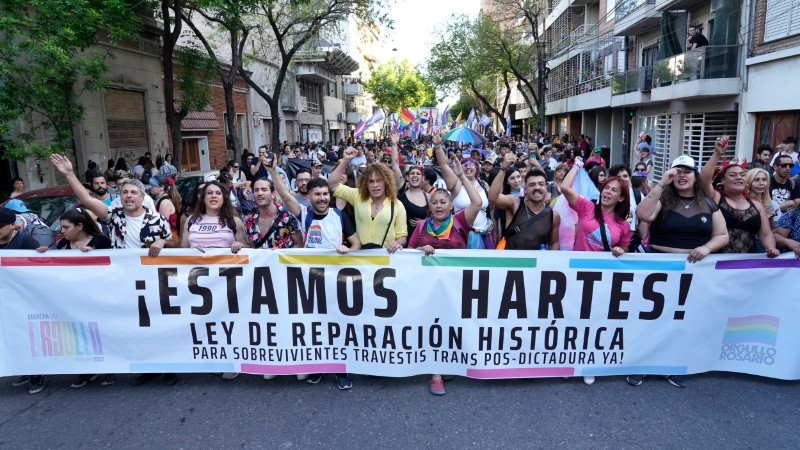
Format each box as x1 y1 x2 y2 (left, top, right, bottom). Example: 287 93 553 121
679 196 695 210
0 230 18 249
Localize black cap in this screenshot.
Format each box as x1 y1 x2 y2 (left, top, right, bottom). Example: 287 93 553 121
0 207 17 226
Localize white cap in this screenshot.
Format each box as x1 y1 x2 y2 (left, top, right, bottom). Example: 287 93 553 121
671 154 696 169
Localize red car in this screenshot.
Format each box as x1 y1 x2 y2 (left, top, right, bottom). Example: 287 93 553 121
1 185 77 229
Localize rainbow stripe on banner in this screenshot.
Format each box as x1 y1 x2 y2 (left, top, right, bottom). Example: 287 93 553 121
722 315 780 346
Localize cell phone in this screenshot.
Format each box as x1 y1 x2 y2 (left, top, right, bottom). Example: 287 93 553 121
529 151 537 159
266 152 275 167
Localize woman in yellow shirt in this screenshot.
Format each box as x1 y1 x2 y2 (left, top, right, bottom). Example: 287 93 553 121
328 146 407 252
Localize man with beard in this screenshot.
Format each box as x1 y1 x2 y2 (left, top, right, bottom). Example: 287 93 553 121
489 153 560 250
293 167 313 208
50 154 177 386
89 172 117 206
266 162 359 389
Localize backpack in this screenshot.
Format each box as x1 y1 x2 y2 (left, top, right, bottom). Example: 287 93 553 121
20 214 55 248
140 169 153 186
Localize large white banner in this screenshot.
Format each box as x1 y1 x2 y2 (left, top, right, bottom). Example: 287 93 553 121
1 249 798 380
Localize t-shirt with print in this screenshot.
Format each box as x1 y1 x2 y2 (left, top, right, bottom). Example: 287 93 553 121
188 214 236 248
571 196 632 251
770 178 800 206
104 207 173 249
243 204 299 249
299 207 355 249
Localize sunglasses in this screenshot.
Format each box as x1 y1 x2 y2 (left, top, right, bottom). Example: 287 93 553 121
777 163 795 168
232 165 239 168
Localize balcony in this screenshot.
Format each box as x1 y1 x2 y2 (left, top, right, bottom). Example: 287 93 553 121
299 96 320 114
346 112 361 124
656 0 710 11
296 63 335 83
611 66 654 95
344 83 363 96
614 0 659 36
650 45 741 101
652 45 738 86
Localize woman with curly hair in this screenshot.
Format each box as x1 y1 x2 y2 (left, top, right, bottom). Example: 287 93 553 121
328 146 407 252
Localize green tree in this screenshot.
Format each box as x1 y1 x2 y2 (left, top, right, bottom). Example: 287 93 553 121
0 0 140 160
425 14 510 131
362 59 436 113
182 0 261 160
237 0 390 154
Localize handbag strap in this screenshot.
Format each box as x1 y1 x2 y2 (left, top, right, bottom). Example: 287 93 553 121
378 200 394 247
505 203 550 240
596 206 611 252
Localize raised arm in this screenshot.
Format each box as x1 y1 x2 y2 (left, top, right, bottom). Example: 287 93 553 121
50 154 109 220
699 135 728 202
489 153 518 211
388 132 404 189
267 161 301 218
636 170 673 223
560 162 582 207
433 134 460 193
328 146 356 194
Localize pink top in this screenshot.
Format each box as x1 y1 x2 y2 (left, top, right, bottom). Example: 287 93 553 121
188 214 236 248
571 196 631 251
408 210 470 250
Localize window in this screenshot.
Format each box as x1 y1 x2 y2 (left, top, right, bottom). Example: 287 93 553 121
653 115 672 180
764 0 800 42
682 112 738 169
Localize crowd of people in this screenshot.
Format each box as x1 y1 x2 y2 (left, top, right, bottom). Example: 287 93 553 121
2 131 799 395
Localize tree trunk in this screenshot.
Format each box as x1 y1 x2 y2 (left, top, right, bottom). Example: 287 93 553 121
161 0 184 170
269 99 281 155
222 80 240 163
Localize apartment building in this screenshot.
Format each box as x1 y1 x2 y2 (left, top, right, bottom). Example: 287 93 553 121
543 0 744 176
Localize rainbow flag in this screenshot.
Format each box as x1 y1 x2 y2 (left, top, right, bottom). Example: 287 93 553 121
399 107 416 126
723 315 780 346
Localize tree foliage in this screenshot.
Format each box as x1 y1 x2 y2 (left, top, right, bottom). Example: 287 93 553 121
362 59 436 113
0 0 140 160
238 0 391 152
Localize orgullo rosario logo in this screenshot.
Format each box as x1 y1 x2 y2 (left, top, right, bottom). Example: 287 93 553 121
719 315 779 365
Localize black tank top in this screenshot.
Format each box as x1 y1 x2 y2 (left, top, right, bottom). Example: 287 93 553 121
398 183 429 238
505 202 553 250
718 196 761 253
649 197 716 250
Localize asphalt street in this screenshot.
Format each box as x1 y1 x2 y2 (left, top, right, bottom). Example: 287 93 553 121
1 371 798 448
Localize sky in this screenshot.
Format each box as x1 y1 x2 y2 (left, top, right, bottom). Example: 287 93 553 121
381 0 483 69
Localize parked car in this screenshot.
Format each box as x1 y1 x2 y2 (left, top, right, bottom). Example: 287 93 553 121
175 169 220 202
1 185 77 230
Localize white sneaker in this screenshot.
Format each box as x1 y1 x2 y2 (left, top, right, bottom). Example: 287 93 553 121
583 376 596 385
296 374 308 381
221 372 238 380
263 374 276 380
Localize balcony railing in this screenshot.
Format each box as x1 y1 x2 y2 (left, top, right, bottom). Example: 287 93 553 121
611 66 654 95
651 45 739 87
615 0 655 21
550 24 599 56
547 74 612 103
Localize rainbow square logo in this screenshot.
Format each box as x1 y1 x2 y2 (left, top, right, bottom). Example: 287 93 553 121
722 315 780 347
